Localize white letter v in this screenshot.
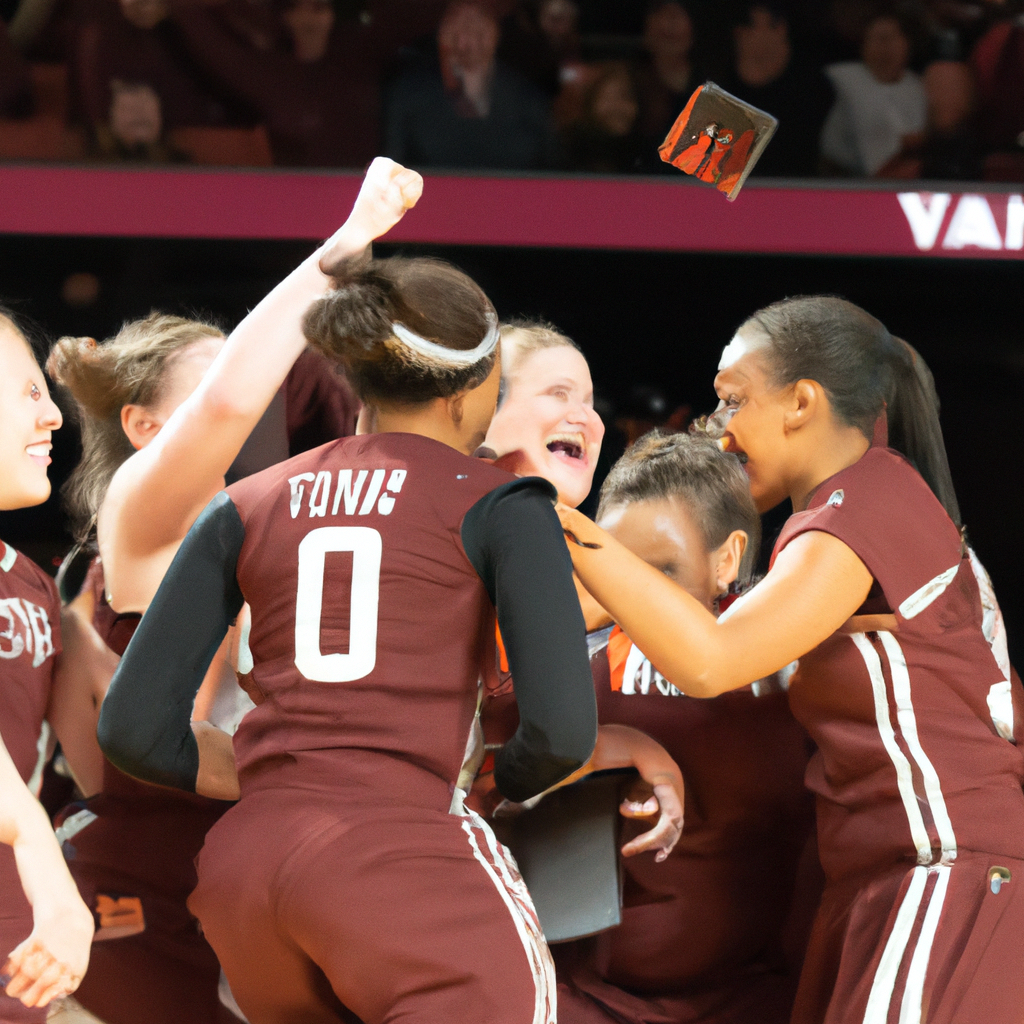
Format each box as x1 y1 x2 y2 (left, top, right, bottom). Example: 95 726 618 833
897 193 952 250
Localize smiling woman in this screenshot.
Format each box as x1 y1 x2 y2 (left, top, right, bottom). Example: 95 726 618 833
0 310 98 1021
484 321 605 508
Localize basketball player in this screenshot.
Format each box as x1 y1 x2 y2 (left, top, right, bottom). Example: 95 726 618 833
558 296 1024 1024
0 310 98 1021
43 158 424 1024
98 253 598 1024
555 433 816 1024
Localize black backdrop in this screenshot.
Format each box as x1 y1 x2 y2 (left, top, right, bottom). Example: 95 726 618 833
1 234 1021 663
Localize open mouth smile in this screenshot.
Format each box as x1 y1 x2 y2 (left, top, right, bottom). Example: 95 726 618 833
546 432 587 464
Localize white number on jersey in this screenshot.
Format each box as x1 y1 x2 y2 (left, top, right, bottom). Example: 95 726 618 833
294 526 382 682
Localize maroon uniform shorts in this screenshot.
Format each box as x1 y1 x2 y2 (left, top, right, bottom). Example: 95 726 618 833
793 848 1024 1024
189 787 555 1024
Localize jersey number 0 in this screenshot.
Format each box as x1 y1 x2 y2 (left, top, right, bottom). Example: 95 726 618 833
294 526 382 682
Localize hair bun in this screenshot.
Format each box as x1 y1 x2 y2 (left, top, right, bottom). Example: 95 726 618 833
304 265 398 364
47 335 123 420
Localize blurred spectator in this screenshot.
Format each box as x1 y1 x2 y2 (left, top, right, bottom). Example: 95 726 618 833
169 0 445 166
632 1 706 168
71 0 247 131
561 60 643 172
385 0 554 170
820 12 927 175
498 0 582 97
0 17 32 116
723 3 834 177
919 59 982 176
971 12 1024 155
876 59 983 178
919 0 1007 62
89 78 188 160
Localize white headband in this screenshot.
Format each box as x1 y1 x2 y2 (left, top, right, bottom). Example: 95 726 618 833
391 311 499 367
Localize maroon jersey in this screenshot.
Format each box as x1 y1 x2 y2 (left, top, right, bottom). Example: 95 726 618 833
552 629 817 1024
0 541 60 780
594 632 812 990
228 432 516 805
54 559 233 1024
0 540 61 1023
771 446 1024 883
772 446 1024 1024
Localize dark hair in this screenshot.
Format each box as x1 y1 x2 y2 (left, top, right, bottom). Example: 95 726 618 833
597 432 761 583
743 295 961 526
48 313 225 544
303 254 498 406
735 2 790 27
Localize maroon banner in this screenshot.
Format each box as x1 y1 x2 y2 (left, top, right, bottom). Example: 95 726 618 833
0 165 1021 258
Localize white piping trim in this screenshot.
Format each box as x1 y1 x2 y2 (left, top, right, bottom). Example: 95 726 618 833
899 564 959 620
459 812 555 1024
850 633 933 865
863 866 929 1024
899 865 951 1024
879 631 958 865
0 542 16 572
392 311 499 367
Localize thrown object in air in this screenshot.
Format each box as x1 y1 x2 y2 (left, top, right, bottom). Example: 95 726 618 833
659 82 778 201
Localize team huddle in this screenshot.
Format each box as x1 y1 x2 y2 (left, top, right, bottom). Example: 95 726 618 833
2 159 1023 1024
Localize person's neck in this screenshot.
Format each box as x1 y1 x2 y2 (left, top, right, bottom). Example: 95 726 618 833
652 51 692 92
365 401 473 455
789 428 871 513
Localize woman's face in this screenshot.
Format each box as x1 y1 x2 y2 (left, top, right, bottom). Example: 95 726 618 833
862 17 909 84
711 326 792 513
599 496 719 610
592 75 638 136
644 2 693 60
484 344 604 508
0 323 63 511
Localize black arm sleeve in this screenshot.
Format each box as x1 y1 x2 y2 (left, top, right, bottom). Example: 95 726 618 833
97 492 245 792
462 478 598 802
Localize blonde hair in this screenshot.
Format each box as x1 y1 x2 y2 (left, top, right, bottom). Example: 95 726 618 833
47 312 224 544
497 319 581 405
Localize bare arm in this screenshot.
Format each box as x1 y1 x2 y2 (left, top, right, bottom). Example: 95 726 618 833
45 604 117 799
0 736 93 1009
99 158 424 612
552 723 685 862
191 722 240 802
558 505 873 698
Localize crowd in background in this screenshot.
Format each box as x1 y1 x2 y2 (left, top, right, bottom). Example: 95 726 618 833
0 0 1022 179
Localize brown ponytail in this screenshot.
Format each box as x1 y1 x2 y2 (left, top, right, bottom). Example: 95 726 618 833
47 313 224 544
888 339 961 527
303 254 498 406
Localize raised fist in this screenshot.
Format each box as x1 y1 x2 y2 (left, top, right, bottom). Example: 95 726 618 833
322 158 423 274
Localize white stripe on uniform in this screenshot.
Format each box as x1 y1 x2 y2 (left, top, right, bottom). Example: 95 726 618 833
863 866 929 1024
850 633 932 864
899 865 952 1024
878 631 958 864
459 811 556 1024
851 629 958 1024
